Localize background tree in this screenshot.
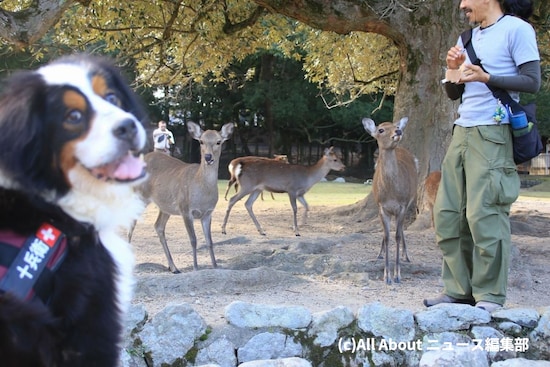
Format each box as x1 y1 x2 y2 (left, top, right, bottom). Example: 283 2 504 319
1 0 549 220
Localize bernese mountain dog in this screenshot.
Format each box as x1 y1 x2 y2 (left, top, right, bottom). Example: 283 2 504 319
0 55 147 366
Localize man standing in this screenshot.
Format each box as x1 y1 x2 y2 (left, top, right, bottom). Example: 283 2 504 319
424 0 540 312
153 120 175 155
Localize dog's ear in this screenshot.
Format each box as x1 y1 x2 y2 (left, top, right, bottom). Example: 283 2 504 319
0 70 54 195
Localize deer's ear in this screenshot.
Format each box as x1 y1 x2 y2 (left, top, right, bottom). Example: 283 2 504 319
187 121 203 140
362 118 376 136
220 122 234 141
397 117 409 131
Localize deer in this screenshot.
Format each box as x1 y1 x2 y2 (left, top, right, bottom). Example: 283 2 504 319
221 147 345 236
128 121 234 273
224 154 288 200
424 171 441 228
362 116 418 284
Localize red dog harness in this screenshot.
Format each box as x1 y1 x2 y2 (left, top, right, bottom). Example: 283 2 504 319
0 223 67 302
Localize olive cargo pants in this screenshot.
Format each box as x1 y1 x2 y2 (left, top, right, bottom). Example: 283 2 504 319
434 124 520 305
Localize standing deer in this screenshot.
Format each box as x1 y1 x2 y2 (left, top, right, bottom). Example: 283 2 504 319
129 121 234 273
362 117 418 284
221 147 345 236
424 171 441 228
224 154 288 200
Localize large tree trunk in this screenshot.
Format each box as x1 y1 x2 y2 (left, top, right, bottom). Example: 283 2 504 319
254 0 463 224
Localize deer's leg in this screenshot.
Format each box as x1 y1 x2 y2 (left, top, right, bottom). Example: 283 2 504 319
287 193 301 236
224 178 235 200
396 213 410 263
127 219 137 242
377 242 385 260
260 191 275 200
154 211 179 273
128 200 149 242
297 195 309 227
222 190 250 234
376 205 386 260
200 211 217 269
379 211 392 285
394 211 410 283
182 213 199 271
244 190 265 235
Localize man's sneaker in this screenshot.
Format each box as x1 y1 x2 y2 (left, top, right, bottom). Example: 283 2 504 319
475 301 502 313
423 294 475 307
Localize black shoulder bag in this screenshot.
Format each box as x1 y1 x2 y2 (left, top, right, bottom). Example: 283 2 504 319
461 29 543 164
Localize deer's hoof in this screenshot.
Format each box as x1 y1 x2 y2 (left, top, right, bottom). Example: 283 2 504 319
170 268 181 274
385 278 392 285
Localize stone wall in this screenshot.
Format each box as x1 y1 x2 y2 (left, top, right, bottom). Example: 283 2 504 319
120 301 550 367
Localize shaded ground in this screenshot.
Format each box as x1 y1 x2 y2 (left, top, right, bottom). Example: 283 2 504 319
130 183 550 327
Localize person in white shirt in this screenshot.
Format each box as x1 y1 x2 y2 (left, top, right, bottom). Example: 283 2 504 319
152 120 175 155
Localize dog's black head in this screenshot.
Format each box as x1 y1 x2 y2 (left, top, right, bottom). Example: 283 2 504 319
0 55 148 200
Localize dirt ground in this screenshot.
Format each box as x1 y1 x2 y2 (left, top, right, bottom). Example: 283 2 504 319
130 182 550 327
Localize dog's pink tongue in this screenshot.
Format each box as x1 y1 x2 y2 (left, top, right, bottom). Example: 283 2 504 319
112 153 146 181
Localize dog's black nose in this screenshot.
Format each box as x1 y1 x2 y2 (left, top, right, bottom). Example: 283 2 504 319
113 118 138 144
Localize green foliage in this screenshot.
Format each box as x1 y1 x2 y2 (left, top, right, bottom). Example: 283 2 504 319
0 48 39 77
2 0 546 167
39 0 400 105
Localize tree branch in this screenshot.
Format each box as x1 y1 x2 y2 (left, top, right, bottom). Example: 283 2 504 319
222 4 266 34
0 0 77 47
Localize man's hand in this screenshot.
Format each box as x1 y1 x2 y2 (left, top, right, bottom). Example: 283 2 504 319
446 46 466 70
459 64 490 83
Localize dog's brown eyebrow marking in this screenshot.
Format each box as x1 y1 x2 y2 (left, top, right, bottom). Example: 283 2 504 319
63 90 87 114
91 74 108 97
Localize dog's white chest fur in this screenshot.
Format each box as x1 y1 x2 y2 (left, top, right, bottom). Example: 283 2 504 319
57 168 145 312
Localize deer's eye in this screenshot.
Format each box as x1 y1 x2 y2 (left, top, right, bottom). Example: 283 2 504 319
378 128 385 134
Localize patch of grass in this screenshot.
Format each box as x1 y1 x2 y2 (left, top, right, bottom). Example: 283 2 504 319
217 180 370 208
520 175 550 199
218 175 550 206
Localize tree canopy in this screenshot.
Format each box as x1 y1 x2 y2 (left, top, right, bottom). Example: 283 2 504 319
1 0 549 219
